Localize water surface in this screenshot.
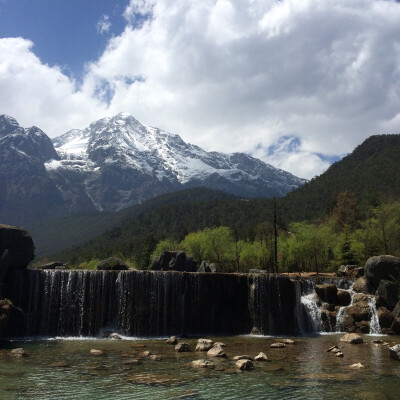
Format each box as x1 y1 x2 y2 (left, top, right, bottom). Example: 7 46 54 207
1 335 399 400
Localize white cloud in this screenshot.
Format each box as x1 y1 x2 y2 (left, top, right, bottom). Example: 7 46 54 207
2 0 400 179
0 38 106 135
96 15 111 34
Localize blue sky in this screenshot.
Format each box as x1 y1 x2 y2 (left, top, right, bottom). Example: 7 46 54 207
1 0 400 179
0 0 128 77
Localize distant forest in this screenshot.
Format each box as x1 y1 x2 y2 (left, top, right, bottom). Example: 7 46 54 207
45 134 400 273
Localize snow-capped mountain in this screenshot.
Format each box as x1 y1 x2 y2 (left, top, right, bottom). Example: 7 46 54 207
0 113 306 225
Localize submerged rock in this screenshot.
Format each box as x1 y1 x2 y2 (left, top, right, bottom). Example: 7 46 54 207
207 344 226 358
195 339 213 352
233 355 254 361
175 343 190 352
148 354 162 361
236 359 254 371
191 359 215 369
109 333 123 340
270 343 286 348
340 333 363 344
166 336 177 345
90 349 104 356
254 352 269 361
280 338 295 345
10 348 26 357
389 344 400 361
349 363 365 369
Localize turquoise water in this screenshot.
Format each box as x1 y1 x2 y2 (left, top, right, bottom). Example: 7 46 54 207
1 335 399 400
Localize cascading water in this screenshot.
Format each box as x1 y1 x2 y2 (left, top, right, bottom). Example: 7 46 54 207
368 296 381 335
335 283 355 333
4 269 320 338
299 280 323 333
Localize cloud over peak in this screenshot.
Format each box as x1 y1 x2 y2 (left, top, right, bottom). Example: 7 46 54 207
2 0 400 178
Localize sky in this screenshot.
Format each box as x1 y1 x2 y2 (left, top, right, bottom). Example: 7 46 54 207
1 0 400 179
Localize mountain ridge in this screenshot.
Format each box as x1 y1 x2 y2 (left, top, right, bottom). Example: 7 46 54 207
0 113 306 226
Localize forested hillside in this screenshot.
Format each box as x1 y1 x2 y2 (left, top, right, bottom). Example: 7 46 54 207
46 133 400 272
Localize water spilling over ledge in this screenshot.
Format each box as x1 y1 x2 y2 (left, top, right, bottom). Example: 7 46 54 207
3 270 322 338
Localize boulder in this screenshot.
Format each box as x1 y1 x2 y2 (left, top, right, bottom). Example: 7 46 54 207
337 290 351 306
337 265 357 277
148 354 162 361
340 333 363 344
249 269 268 274
389 344 400 361
321 310 337 332
364 255 400 290
151 251 197 272
355 267 365 278
342 302 372 333
0 298 11 332
375 280 399 310
36 261 64 270
0 224 34 285
254 352 269 361
315 284 338 304
198 261 211 273
352 293 372 304
377 307 394 328
353 277 371 294
191 359 215 369
197 261 216 273
207 344 226 358
280 338 295 345
391 318 400 335
166 336 177 345
175 343 190 352
97 257 128 271
393 301 400 319
336 352 344 357
195 339 213 352
109 333 123 340
235 359 254 371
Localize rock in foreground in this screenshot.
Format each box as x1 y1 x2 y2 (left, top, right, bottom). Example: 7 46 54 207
340 333 363 344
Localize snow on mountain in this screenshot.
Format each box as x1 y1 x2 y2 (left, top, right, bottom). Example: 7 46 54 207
0 112 306 222
49 113 306 204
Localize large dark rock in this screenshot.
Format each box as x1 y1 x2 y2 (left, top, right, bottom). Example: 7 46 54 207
353 276 372 294
97 257 128 271
393 301 400 319
375 280 399 310
0 224 34 285
377 307 394 328
36 261 65 270
0 298 11 333
151 251 197 272
342 301 372 333
337 290 351 306
364 255 400 290
315 284 338 304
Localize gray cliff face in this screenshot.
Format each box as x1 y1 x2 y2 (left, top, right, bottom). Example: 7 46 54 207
0 113 307 224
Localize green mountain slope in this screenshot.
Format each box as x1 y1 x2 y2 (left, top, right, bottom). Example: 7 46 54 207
45 133 400 266
280 134 400 221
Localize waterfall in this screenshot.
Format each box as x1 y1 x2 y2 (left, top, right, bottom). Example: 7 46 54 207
368 296 381 335
3 270 320 338
299 280 323 333
335 283 355 333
